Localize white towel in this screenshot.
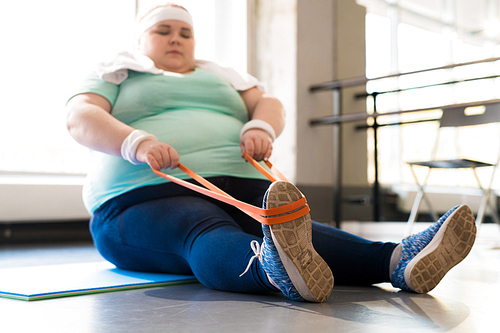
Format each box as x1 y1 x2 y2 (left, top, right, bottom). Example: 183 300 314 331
96 51 265 92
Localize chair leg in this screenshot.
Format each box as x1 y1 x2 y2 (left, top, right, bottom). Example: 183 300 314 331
477 190 500 227
422 194 438 222
476 192 500 237
487 199 500 225
406 166 434 236
476 191 489 227
472 167 499 230
490 202 500 242
406 189 423 236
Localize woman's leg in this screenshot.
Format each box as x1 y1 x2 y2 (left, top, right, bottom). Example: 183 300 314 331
311 222 397 286
90 186 276 294
233 179 472 295
94 176 463 299
213 178 398 288
310 204 476 292
390 205 476 293
224 177 398 286
235 178 474 292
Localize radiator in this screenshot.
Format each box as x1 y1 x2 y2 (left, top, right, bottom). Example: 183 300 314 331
0 174 90 222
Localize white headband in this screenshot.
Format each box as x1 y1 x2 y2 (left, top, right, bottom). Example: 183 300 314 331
137 6 193 38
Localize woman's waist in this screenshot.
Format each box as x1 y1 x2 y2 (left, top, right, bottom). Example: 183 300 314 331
85 147 268 208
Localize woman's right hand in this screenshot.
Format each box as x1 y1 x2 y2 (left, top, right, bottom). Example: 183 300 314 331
135 140 180 171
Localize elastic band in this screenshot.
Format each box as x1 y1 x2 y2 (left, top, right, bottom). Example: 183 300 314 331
152 154 309 225
242 152 290 183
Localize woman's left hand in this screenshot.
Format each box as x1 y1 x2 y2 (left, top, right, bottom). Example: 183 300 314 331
240 129 273 161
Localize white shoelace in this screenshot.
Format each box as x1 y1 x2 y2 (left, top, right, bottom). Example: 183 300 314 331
239 240 262 277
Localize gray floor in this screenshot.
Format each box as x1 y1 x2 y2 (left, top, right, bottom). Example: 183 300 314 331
1 221 499 333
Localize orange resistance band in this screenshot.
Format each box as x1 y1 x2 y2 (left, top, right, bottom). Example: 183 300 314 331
151 153 309 225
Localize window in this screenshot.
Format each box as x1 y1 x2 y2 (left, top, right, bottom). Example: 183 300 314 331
0 0 247 176
359 0 500 189
0 0 136 175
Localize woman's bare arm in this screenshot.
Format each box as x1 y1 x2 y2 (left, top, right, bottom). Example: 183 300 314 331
66 93 178 170
239 87 285 161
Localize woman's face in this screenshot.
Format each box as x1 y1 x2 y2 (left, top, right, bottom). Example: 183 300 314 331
139 20 195 73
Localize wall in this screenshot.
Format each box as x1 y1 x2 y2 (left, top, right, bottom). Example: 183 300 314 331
251 0 298 181
251 0 368 221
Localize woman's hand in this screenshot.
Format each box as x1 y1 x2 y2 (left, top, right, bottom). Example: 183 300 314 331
136 140 180 171
240 129 273 161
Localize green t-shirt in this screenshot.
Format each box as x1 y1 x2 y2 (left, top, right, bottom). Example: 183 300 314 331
72 68 268 213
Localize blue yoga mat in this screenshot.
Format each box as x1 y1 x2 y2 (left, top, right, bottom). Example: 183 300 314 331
0 261 197 301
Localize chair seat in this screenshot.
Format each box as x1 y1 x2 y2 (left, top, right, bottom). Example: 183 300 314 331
408 158 494 169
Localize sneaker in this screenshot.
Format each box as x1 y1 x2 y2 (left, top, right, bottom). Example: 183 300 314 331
260 180 333 302
391 205 476 293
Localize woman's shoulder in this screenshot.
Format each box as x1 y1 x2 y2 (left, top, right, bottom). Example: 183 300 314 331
96 51 163 84
195 60 265 92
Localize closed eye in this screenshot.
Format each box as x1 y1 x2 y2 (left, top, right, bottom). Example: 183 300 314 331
180 28 192 38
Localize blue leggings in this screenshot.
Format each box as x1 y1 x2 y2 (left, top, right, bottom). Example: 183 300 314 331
90 177 397 294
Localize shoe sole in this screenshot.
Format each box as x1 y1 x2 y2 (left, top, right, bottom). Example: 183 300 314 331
266 181 334 302
404 205 476 293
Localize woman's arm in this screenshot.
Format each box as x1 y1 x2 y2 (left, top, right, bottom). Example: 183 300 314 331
66 93 179 170
66 93 131 155
239 87 285 161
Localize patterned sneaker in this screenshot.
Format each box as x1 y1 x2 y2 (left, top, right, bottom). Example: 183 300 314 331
259 180 334 302
244 228 305 301
391 205 476 293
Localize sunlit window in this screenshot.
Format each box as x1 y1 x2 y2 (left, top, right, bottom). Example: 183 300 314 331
361 0 500 190
0 0 247 176
0 0 135 175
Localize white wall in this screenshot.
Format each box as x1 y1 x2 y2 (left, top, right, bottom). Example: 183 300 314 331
252 0 298 182
252 0 368 188
295 0 336 186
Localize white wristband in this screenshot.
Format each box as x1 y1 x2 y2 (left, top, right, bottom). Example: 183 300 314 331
121 130 158 165
240 119 276 142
